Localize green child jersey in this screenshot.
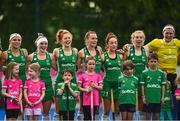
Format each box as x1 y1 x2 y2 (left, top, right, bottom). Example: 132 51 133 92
32 52 53 100
118 75 138 105
161 81 172 111
56 48 77 84
57 82 79 111
127 47 147 96
83 47 102 73
7 48 27 83
140 68 166 103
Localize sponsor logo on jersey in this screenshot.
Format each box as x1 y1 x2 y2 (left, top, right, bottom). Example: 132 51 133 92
62 95 74 100
107 67 120 71
62 63 74 67
29 93 40 97
121 89 135 94
146 84 161 88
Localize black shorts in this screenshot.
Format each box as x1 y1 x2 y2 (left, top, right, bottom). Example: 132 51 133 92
143 103 161 113
119 104 135 113
59 110 75 120
6 109 20 119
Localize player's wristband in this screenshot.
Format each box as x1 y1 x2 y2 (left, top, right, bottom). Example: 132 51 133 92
10 95 14 99
142 95 145 98
86 88 89 93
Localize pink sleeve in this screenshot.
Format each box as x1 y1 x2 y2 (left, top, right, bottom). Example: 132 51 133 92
2 80 7 89
98 74 102 84
24 81 28 89
78 74 83 84
41 81 46 91
19 80 23 88
100 70 105 79
175 89 180 96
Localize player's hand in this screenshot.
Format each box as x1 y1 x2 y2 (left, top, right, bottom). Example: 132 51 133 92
161 97 165 104
142 96 146 104
122 44 130 52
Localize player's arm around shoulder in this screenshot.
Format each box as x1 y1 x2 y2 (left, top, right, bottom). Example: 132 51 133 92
22 48 28 57
77 48 84 69
26 53 34 66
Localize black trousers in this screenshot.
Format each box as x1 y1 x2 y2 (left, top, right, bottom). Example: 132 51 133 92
167 73 177 94
83 106 98 121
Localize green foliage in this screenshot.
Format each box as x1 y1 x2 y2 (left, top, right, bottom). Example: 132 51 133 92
0 0 180 53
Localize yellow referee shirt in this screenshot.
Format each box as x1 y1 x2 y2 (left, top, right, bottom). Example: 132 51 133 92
147 38 180 74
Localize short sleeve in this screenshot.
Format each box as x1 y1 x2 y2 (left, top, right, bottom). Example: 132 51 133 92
97 74 102 84
57 82 64 90
135 77 139 89
19 80 23 88
24 81 28 89
77 74 83 84
72 83 80 94
146 39 161 51
140 72 145 85
161 72 166 85
2 80 8 89
41 81 46 91
174 39 180 48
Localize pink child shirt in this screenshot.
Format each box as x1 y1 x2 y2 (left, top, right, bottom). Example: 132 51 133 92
2 79 23 109
24 79 46 108
78 72 102 106
175 88 180 96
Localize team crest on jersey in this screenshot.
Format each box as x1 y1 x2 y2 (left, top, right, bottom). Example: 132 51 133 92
130 53 133 56
147 76 151 82
46 60 50 65
21 56 25 61
72 57 76 63
131 81 135 86
157 76 161 82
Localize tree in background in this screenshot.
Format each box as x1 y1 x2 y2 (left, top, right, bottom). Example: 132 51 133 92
0 0 180 52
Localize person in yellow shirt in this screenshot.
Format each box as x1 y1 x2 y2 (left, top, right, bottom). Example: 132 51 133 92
145 24 180 120
146 24 180 92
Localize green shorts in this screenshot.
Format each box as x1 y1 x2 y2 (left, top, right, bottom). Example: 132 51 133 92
102 81 119 100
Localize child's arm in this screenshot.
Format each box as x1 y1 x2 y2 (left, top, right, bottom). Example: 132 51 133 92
78 83 92 93
24 88 33 106
67 83 79 97
161 85 165 104
57 83 65 96
34 90 45 105
16 88 22 103
141 84 146 104
176 95 180 100
90 82 103 90
2 88 14 99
